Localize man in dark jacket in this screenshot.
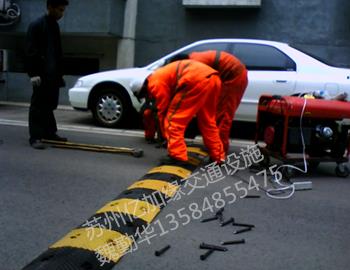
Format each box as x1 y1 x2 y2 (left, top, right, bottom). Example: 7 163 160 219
26 0 69 149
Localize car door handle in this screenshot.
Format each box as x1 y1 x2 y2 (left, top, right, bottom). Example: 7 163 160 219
275 80 288 83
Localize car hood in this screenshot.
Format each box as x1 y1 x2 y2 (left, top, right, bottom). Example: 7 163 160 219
79 67 153 87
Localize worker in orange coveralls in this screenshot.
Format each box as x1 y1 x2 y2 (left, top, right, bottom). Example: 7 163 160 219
181 50 248 154
190 51 248 153
133 59 225 163
140 100 157 143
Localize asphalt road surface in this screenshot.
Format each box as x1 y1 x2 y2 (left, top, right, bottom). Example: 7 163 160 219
1 103 349 270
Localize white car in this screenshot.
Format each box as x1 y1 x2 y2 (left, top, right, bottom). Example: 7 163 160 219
69 39 350 127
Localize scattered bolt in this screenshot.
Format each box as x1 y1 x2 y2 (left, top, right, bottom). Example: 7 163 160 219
199 242 228 252
220 217 235 227
232 222 255 228
244 195 261 198
200 249 214 261
155 245 171 256
233 227 252 234
201 216 218 223
215 207 224 216
215 207 225 222
217 213 224 223
221 239 245 245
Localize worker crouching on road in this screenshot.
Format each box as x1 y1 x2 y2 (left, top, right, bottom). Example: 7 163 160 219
132 60 225 164
168 50 248 154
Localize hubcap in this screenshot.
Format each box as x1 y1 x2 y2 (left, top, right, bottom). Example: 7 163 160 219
97 94 122 124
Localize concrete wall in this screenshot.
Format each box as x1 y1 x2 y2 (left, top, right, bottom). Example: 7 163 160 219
0 0 125 104
0 72 78 105
0 0 125 35
135 0 350 67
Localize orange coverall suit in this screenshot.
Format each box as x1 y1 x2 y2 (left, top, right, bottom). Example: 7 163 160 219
189 50 248 153
146 59 225 162
143 108 157 140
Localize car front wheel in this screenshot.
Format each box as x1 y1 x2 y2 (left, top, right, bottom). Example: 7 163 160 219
91 89 129 128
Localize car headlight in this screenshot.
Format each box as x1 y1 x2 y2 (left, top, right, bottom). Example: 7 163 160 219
74 79 84 88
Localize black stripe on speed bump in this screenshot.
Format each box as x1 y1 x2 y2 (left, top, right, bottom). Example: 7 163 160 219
156 162 197 171
116 188 170 208
140 173 183 185
22 247 114 270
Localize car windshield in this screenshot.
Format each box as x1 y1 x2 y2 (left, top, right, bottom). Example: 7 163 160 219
291 45 345 68
147 59 166 70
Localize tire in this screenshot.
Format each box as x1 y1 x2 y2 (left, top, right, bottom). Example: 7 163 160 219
335 164 350 178
91 89 129 128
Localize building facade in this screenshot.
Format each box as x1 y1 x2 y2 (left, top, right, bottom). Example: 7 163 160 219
1 0 350 104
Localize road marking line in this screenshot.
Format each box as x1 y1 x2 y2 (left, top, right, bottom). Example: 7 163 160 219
0 101 73 110
0 118 255 146
0 118 144 137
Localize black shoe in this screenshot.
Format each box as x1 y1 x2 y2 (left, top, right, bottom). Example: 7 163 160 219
145 138 156 144
155 140 167 149
30 140 46 150
44 134 67 142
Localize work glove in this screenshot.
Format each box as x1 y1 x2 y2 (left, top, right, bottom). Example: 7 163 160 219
30 76 41 87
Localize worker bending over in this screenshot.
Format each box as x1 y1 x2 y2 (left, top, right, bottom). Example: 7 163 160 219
140 99 158 143
169 50 248 153
132 60 225 163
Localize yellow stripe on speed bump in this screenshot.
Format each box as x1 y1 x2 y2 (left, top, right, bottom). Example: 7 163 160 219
51 228 132 263
187 147 208 157
148 165 191 179
187 156 202 166
96 198 160 223
127 179 179 197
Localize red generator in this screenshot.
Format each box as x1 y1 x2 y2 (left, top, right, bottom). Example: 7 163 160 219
255 95 350 178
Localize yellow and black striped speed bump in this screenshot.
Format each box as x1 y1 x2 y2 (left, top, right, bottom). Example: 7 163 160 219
22 147 208 270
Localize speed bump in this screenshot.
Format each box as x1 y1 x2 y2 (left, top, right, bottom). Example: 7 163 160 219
22 147 208 270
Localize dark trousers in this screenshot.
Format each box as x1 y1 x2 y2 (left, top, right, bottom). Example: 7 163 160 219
28 83 59 144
